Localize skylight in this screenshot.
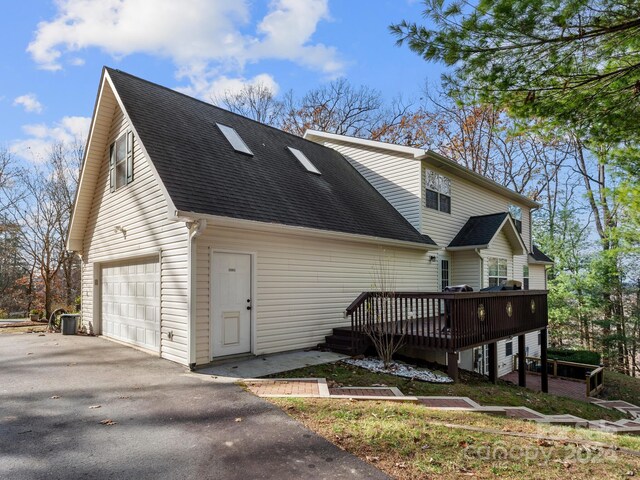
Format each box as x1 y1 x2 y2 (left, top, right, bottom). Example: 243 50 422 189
216 123 253 156
287 147 320 174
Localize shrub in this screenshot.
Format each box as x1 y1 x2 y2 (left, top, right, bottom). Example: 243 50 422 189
0 308 8 319
548 348 600 365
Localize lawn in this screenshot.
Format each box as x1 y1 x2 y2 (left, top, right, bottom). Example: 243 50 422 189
272 398 640 480
267 361 626 421
601 370 640 406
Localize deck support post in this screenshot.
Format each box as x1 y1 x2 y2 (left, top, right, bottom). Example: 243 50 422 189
447 351 459 382
518 334 526 387
540 328 549 393
488 342 498 384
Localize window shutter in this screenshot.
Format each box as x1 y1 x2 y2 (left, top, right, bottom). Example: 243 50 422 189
109 143 116 192
126 131 134 184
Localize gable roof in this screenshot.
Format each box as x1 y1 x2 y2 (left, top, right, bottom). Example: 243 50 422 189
447 212 527 255
529 245 554 265
304 130 540 209
69 68 435 250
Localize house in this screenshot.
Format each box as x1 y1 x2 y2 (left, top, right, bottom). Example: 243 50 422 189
304 131 552 377
68 68 551 386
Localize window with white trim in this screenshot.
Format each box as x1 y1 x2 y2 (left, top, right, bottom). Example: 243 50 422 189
505 341 513 356
523 265 530 290
488 257 508 287
425 169 451 213
509 204 522 233
110 131 133 192
440 259 450 291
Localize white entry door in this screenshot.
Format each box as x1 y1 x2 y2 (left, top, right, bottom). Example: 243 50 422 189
101 257 160 352
211 253 252 357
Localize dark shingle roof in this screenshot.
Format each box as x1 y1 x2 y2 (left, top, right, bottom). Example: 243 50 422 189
530 245 554 264
106 68 434 246
448 213 509 247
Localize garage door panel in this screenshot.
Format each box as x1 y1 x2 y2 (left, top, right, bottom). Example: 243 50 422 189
102 257 160 352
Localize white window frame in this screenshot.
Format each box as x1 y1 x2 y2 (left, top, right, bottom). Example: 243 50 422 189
109 131 133 192
488 257 508 287
425 169 451 213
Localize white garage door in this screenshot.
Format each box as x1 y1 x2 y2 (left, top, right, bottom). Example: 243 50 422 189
101 257 160 352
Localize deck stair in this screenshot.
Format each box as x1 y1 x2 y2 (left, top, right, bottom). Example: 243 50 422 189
319 327 369 356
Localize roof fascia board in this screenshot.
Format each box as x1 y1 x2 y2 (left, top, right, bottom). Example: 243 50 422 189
174 210 438 251
67 69 112 251
421 150 541 209
104 70 178 221
446 244 490 251
528 256 555 265
304 130 426 157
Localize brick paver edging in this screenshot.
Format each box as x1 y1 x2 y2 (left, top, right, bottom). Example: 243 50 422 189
242 377 640 436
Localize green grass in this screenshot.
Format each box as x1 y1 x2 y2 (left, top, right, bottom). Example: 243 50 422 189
272 398 640 480
600 370 640 406
267 361 627 421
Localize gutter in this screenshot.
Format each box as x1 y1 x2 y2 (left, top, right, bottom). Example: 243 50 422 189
172 210 438 252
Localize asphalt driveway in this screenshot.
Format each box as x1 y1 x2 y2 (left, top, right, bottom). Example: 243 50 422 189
0 333 387 480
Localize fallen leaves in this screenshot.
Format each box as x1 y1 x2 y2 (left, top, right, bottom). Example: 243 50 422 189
99 419 117 426
89 405 101 409
235 417 242 422
50 395 60 399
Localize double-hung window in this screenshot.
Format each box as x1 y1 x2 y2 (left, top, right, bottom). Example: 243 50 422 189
488 257 508 287
523 265 530 290
110 131 134 191
425 169 451 213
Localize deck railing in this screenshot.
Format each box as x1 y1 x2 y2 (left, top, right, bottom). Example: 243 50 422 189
516 356 605 397
345 290 547 352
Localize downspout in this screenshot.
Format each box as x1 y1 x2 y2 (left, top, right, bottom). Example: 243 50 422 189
187 219 207 371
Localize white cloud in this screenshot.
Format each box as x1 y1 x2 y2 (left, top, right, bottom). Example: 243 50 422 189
10 116 91 163
178 73 280 102
27 0 343 97
13 93 44 114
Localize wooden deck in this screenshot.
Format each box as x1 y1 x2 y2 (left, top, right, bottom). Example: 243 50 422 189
345 290 548 352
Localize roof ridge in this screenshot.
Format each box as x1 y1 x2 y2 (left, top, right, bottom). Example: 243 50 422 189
105 66 323 151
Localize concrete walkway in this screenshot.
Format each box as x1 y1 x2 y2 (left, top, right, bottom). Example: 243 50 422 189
196 350 348 381
245 377 640 436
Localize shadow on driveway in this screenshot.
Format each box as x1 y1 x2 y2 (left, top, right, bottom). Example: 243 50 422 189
0 333 387 480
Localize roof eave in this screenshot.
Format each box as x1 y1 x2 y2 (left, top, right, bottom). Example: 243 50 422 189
174 210 438 251
446 244 489 251
303 130 426 157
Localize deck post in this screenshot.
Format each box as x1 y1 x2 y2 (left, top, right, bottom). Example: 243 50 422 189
447 351 459 382
540 328 548 393
518 334 526 387
488 342 498 384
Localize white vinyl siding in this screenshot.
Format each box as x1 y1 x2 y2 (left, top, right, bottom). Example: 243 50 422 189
529 264 548 290
452 250 481 291
80 104 189 365
420 163 531 250
496 331 543 377
195 226 436 364
481 231 513 287
317 139 422 230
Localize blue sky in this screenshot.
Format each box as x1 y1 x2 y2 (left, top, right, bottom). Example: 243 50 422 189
0 0 442 164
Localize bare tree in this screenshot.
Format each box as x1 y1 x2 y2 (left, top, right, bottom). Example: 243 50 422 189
282 78 385 137
214 83 284 127
11 142 81 318
363 252 405 368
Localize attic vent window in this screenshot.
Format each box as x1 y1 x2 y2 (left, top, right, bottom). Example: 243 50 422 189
287 147 320 174
216 123 253 156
